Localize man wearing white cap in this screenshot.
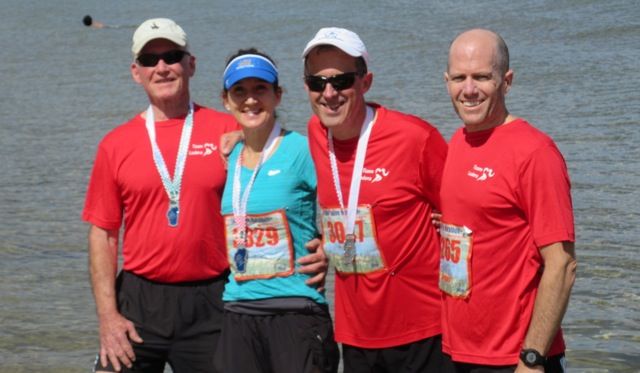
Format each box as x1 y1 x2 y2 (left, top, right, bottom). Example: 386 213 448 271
83 18 238 372
303 27 454 372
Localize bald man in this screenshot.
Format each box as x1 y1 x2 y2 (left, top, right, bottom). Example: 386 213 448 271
438 29 576 373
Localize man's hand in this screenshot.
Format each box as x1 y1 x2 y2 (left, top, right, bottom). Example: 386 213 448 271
219 130 244 168
89 224 141 371
97 311 143 372
519 241 576 373
297 238 329 292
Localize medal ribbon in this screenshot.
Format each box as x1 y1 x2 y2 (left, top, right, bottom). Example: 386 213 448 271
328 106 375 236
232 122 282 247
144 102 194 226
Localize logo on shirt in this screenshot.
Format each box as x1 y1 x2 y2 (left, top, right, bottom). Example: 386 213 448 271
467 164 495 181
189 143 217 157
267 169 281 176
362 167 390 183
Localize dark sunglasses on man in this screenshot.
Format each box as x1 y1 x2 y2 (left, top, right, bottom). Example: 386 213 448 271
136 50 190 67
304 72 359 92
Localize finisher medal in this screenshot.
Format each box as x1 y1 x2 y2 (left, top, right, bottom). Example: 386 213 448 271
328 106 376 270
343 234 356 265
144 102 194 228
235 246 248 273
231 122 281 275
167 202 179 227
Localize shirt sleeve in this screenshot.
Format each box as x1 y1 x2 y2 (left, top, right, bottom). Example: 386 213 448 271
518 143 575 248
82 143 123 230
419 126 448 211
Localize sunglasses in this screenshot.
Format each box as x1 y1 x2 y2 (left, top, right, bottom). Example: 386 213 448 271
304 72 358 92
136 50 190 67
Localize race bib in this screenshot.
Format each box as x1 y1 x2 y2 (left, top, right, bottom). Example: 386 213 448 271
223 210 294 281
439 222 473 298
321 205 385 274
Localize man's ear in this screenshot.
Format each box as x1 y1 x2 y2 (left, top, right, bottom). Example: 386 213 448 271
131 62 142 84
361 72 373 94
502 69 514 94
444 72 451 95
188 54 196 77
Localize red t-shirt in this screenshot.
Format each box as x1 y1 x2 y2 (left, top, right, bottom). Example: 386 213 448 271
308 104 447 348
83 105 238 282
440 119 575 365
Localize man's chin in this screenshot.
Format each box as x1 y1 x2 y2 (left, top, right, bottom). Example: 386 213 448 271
312 110 340 126
319 117 344 129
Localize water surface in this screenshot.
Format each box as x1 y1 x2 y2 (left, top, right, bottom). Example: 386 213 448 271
1 0 638 371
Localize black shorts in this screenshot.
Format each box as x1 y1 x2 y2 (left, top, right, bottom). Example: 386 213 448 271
93 270 226 373
214 304 340 373
450 353 566 373
342 334 454 373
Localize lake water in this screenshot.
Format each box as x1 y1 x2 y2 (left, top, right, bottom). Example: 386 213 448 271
1 0 638 372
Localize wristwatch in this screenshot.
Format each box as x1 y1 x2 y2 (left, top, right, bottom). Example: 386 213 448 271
520 348 546 367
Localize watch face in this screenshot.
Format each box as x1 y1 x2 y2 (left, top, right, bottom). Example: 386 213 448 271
521 349 544 367
525 352 537 364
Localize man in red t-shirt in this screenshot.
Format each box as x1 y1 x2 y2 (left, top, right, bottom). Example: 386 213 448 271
83 18 326 373
439 28 576 372
302 27 453 372
83 18 236 373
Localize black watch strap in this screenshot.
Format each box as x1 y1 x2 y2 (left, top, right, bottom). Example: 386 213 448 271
520 348 546 367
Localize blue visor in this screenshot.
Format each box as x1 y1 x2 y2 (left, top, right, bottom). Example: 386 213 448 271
223 54 278 90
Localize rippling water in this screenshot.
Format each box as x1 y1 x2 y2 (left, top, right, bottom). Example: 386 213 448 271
1 0 638 371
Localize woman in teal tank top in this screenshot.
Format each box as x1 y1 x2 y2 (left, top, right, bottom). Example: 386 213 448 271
214 48 339 373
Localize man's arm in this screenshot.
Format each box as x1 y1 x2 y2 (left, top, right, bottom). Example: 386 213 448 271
89 225 142 372
516 241 576 372
219 130 244 167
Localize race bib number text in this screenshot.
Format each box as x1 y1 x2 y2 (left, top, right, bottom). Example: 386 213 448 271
439 223 473 298
224 210 294 281
321 205 385 274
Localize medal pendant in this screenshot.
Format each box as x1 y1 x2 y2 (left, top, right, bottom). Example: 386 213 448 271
343 234 356 265
234 246 248 273
167 203 179 227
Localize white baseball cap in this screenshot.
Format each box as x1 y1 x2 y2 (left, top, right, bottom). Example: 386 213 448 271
131 18 188 56
302 27 369 67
